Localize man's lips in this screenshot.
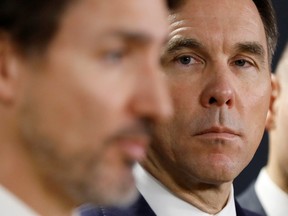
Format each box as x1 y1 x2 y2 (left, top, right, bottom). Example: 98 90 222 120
108 121 152 162
116 134 151 162
194 126 240 139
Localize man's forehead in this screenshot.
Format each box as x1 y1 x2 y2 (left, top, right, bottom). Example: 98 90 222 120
168 0 261 24
167 0 267 50
53 0 168 44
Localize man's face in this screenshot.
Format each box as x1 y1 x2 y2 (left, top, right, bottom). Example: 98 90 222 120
14 0 171 206
147 0 272 186
269 72 288 187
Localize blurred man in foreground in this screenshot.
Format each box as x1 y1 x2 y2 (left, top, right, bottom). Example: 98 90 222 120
0 0 175 215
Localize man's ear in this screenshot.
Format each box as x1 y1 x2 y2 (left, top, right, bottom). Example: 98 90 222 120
0 35 19 104
266 73 279 131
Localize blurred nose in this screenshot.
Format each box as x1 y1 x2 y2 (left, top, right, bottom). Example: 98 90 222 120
130 59 173 123
200 65 235 108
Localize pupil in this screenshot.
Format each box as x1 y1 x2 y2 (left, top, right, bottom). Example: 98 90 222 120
236 59 245 66
180 56 191 65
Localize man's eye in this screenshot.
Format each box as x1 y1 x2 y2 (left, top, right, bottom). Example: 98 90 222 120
176 56 195 65
105 51 125 62
235 59 250 67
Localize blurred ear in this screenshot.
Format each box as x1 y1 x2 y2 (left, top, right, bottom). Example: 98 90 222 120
265 74 279 131
0 35 19 104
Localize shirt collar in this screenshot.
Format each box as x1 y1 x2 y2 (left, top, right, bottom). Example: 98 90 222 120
0 184 39 216
133 164 236 216
255 168 288 216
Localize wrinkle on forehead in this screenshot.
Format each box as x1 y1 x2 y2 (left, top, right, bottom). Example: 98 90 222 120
168 0 263 31
166 0 268 61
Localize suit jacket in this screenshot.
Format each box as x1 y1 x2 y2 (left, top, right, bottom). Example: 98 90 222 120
80 193 263 216
237 181 267 216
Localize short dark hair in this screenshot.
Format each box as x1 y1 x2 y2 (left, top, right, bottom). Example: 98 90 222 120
253 0 278 62
0 0 178 55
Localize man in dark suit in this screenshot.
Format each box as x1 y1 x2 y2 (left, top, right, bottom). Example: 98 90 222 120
238 44 288 216
81 0 277 215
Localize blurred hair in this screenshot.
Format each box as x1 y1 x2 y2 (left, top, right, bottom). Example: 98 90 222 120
0 0 179 55
0 0 74 55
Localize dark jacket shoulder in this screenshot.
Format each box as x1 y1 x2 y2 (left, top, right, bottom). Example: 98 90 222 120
237 181 266 216
80 194 155 216
235 198 264 216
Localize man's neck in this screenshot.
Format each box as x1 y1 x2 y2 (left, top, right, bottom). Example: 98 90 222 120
0 140 75 216
141 161 232 214
173 182 232 214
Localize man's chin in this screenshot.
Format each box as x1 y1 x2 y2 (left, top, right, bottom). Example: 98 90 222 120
104 185 139 207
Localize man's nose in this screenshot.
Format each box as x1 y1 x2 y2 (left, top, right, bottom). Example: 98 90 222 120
130 60 173 123
200 66 235 109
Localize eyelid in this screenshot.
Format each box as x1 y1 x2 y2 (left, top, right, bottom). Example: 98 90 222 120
232 56 256 67
99 48 129 66
173 53 203 64
105 50 125 59
103 46 128 58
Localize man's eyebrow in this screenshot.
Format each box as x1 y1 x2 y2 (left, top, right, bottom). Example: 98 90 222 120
165 37 203 53
104 30 155 44
234 42 265 60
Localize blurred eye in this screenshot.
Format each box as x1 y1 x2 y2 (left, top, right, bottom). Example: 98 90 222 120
104 50 125 63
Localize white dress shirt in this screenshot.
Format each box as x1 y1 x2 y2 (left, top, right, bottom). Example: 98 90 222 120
255 168 288 216
133 164 236 216
0 184 39 216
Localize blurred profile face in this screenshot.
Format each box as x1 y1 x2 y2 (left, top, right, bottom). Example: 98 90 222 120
13 0 172 206
267 55 288 190
145 0 272 187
